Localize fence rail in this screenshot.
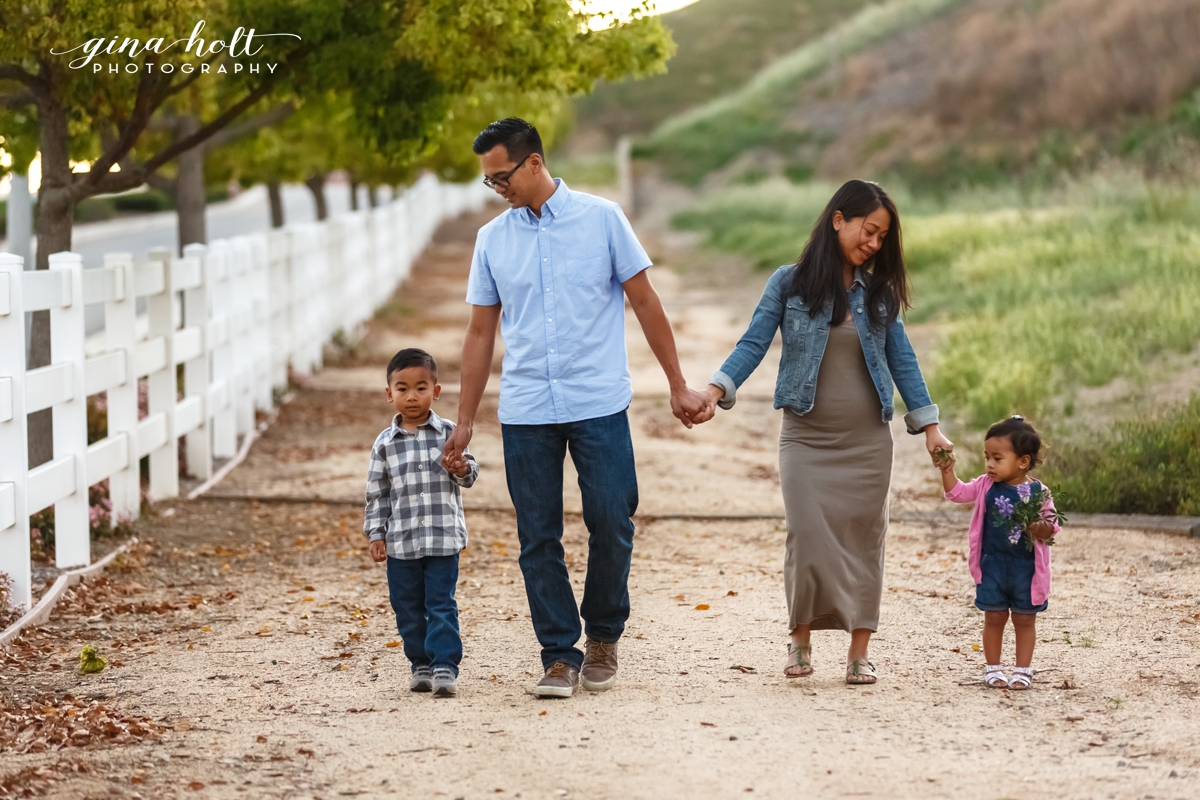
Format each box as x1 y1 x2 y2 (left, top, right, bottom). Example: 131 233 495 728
0 175 490 610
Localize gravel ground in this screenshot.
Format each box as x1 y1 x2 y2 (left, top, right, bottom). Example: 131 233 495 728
3 209 1199 800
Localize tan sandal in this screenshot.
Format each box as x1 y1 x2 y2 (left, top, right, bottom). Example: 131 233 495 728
785 642 813 677
846 659 877 685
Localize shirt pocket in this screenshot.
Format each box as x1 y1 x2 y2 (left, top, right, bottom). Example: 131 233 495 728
784 296 809 346
564 245 612 290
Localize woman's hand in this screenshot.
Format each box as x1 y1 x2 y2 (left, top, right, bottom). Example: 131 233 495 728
923 423 953 466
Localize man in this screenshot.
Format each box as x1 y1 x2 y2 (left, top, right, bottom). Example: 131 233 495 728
442 118 710 698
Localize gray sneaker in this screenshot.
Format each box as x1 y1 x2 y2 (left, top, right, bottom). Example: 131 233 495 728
535 662 580 698
581 639 618 692
432 667 458 697
410 666 433 693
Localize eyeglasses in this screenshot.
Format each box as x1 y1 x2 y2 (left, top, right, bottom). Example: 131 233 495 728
482 153 531 190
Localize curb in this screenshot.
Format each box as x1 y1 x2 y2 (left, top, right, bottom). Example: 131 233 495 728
0 537 140 648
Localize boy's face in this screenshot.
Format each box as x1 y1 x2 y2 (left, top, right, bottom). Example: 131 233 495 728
983 436 1032 484
386 366 440 422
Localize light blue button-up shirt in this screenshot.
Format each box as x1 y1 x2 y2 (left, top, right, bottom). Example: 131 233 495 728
466 179 652 425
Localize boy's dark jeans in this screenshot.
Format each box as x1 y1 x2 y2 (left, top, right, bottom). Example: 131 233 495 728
501 409 638 671
386 554 461 676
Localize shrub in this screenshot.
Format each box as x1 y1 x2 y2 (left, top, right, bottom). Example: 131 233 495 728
112 189 174 213
1042 395 1200 515
0 571 24 628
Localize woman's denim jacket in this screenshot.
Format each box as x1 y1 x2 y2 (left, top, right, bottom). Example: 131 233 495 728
710 265 939 434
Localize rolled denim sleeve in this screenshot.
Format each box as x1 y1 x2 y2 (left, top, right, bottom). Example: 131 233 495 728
885 313 939 434
711 267 789 410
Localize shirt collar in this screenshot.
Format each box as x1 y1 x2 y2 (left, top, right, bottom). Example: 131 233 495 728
525 178 569 222
390 408 448 436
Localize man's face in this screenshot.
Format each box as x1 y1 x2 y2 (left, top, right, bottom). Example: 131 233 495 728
479 144 541 209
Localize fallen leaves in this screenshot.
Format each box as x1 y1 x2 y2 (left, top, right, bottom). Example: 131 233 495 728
0 758 91 798
0 695 165 754
385 641 400 648
188 781 205 791
694 604 710 611
729 665 756 674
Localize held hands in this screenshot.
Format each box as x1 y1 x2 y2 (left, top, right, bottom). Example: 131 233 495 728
442 422 473 476
671 384 717 428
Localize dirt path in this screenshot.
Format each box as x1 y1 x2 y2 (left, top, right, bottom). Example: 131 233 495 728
3 208 1200 800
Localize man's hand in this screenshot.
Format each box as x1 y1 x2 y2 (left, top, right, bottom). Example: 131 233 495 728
671 385 711 428
368 539 387 563
442 421 473 475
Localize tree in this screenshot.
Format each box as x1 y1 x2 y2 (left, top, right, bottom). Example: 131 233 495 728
0 0 672 463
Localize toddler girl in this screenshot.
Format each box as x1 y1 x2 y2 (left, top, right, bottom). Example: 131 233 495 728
936 416 1062 689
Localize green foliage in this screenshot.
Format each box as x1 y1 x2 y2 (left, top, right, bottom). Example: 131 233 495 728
1041 395 1200 516
553 153 618 187
640 0 969 183
113 189 175 213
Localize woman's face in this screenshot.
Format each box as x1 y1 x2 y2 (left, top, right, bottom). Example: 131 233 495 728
832 206 891 267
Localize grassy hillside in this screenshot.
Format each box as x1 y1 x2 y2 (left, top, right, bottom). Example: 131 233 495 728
638 0 1200 187
571 0 878 142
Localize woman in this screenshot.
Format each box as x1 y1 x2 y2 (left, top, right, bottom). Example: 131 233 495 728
705 180 952 685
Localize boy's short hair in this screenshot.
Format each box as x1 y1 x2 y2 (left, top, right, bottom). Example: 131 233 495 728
985 416 1042 467
472 117 544 163
387 348 437 383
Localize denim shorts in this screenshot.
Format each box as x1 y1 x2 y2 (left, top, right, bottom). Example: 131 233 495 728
975 553 1047 614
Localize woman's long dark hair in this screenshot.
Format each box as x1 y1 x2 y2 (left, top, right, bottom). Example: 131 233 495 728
786 180 909 330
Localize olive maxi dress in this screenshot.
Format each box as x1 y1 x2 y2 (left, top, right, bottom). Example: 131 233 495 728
779 315 891 632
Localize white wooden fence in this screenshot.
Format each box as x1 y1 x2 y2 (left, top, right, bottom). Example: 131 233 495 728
0 175 491 610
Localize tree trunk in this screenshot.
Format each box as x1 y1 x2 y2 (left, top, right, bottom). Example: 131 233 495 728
304 173 328 221
349 174 360 211
174 115 207 254
367 185 378 209
28 92 77 466
267 180 285 228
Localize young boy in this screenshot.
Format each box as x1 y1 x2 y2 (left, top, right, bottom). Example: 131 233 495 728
365 348 478 697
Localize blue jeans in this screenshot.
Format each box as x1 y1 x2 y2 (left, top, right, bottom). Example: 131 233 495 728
386 554 461 676
502 409 639 670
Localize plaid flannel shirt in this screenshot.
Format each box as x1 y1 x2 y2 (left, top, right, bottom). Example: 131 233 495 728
363 410 479 559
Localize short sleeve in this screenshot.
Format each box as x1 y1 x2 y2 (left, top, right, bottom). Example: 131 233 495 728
607 204 653 284
465 233 500 306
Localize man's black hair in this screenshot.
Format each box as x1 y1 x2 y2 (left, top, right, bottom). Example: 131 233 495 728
985 416 1043 467
472 117 544 163
387 348 437 383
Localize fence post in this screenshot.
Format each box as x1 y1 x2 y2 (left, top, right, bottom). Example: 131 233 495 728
229 237 257 438
178 245 213 479
47 252 89 569
0 254 32 609
103 253 140 522
248 235 273 412
145 248 179 501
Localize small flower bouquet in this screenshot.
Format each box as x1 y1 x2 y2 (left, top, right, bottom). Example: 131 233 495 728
989 483 1066 551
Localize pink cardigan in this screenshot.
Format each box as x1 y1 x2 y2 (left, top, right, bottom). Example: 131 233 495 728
944 475 1061 606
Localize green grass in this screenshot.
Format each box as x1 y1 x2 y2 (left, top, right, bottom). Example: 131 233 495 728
638 0 969 184
574 0 876 139
553 154 618 188
672 177 1200 514
1041 395 1200 516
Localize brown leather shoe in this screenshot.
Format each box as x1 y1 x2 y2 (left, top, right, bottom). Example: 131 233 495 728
580 638 618 692
535 662 579 698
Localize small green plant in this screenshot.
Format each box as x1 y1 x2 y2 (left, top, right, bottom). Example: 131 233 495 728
1105 696 1124 710
1080 636 1095 648
1063 632 1072 645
